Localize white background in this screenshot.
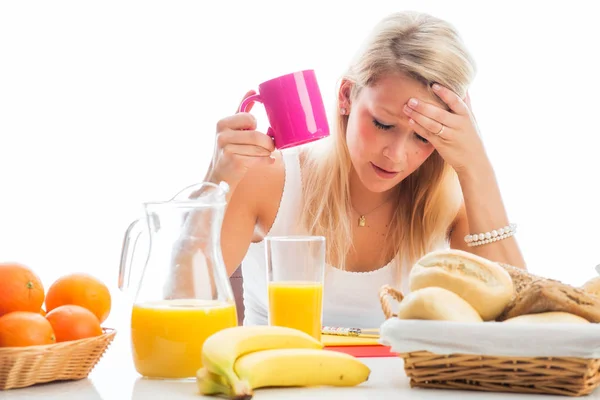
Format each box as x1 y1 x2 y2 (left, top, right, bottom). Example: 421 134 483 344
1 1 599 329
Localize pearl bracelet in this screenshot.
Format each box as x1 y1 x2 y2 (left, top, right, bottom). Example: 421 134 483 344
464 223 517 247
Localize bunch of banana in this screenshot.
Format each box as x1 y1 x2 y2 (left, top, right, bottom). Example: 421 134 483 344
197 325 371 399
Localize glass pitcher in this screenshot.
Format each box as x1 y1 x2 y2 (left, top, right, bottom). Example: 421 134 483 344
118 181 238 380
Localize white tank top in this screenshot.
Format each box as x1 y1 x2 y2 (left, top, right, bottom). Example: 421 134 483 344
241 147 412 329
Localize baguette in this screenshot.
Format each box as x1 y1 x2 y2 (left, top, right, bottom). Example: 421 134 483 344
497 263 544 297
497 279 600 323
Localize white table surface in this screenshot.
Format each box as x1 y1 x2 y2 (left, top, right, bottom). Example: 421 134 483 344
4 325 600 400
2 297 600 400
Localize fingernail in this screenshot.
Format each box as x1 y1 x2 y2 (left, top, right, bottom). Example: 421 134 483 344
408 98 418 107
432 83 441 91
409 119 415 125
403 105 412 114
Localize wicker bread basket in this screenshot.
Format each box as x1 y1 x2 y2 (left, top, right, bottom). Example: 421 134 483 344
379 286 600 397
0 328 116 390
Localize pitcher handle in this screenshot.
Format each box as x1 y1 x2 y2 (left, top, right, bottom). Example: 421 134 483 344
118 218 145 291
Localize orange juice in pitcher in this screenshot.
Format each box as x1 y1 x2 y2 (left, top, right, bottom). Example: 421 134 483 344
131 299 236 378
118 182 238 379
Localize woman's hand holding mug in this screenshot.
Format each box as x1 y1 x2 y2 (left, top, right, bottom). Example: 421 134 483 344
206 90 276 190
206 69 330 190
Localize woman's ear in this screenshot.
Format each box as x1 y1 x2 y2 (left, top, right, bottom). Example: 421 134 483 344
338 78 354 114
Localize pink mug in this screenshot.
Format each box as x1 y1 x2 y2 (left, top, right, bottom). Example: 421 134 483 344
238 69 330 149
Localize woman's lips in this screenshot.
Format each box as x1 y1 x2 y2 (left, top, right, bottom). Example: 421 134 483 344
371 162 399 179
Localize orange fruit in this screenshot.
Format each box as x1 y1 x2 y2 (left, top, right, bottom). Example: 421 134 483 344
0 311 56 347
45 273 111 323
45 305 103 342
40 308 46 317
0 262 45 317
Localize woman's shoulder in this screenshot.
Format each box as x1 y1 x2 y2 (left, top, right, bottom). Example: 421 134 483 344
239 145 307 199
237 149 286 202
237 145 312 229
231 149 286 237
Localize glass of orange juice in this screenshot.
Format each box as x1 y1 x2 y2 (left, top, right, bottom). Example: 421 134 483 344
265 236 325 341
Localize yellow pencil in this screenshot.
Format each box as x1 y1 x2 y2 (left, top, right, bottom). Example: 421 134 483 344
321 326 380 338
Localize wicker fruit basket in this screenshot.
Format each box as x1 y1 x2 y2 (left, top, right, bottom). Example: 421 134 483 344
0 328 116 390
379 286 600 397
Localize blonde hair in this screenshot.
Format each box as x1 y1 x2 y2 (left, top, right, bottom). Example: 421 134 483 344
300 11 476 275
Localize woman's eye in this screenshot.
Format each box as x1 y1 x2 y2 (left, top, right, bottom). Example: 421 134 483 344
414 133 429 144
372 119 393 131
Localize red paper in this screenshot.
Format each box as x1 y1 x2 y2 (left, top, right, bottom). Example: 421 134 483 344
324 345 396 358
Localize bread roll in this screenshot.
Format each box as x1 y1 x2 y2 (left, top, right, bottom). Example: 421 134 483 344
409 249 514 321
396 286 483 322
582 276 600 297
503 311 590 324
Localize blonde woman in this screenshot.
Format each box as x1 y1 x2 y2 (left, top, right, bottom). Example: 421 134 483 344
205 11 526 327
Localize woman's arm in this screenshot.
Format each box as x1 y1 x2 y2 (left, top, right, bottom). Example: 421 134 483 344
167 153 284 305
403 84 526 268
449 162 526 269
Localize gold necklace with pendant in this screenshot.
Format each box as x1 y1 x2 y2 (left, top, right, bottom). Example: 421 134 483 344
353 197 394 227
358 215 367 227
